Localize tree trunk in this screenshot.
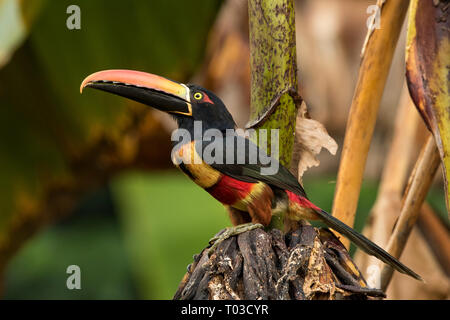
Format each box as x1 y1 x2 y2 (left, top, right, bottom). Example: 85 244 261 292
174 224 384 300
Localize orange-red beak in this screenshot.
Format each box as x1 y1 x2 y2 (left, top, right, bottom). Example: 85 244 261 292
80 69 192 116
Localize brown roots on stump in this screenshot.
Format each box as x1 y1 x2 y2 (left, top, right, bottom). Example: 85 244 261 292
174 224 386 300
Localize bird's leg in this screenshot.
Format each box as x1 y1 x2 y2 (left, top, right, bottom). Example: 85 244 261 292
208 223 264 256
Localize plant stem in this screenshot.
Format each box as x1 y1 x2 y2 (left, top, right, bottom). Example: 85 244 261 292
247 0 299 167
380 135 441 290
247 0 300 231
363 86 420 277
331 0 410 247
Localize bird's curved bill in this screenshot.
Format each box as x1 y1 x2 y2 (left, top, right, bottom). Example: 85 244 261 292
80 69 192 116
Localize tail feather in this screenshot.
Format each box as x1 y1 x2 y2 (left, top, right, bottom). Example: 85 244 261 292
315 209 422 282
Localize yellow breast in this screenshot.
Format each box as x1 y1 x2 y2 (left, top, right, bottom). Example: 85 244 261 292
172 141 221 188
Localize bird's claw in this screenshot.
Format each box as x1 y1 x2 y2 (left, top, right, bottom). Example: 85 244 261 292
207 223 264 257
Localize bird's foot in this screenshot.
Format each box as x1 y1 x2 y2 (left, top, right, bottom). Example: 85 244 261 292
208 223 264 256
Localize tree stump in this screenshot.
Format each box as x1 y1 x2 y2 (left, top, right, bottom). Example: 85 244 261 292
174 224 386 300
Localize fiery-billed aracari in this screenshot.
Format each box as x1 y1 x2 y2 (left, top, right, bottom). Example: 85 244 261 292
80 69 421 281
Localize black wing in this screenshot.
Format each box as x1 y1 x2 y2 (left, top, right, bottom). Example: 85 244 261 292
196 133 307 198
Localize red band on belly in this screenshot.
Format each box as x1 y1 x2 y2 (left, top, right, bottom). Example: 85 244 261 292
207 175 255 205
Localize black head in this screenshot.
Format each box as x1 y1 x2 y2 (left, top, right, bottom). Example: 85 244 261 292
178 84 236 132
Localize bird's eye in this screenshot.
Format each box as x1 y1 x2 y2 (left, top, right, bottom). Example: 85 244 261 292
193 92 203 100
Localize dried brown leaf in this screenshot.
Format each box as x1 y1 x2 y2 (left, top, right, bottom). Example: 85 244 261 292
291 101 338 181
406 0 450 213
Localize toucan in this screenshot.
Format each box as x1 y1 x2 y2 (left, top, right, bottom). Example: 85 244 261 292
80 69 421 281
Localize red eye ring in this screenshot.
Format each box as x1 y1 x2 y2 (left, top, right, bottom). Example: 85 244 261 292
193 91 214 104
202 93 214 104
